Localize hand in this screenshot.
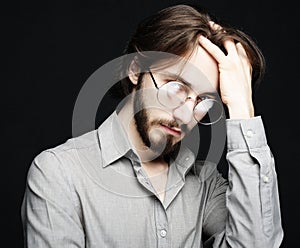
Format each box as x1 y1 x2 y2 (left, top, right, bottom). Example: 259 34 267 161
198 32 254 119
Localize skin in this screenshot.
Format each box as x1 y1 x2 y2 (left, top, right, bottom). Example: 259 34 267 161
118 28 253 202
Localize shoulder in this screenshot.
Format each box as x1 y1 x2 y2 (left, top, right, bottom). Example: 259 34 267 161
27 129 101 186
47 129 99 155
192 160 228 202
193 160 218 181
193 160 227 186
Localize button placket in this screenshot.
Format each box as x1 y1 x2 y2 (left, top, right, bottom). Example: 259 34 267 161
154 196 169 246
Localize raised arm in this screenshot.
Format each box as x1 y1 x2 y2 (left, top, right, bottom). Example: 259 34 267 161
199 31 283 247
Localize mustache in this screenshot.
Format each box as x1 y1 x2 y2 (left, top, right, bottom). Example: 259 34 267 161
150 119 178 128
150 119 188 133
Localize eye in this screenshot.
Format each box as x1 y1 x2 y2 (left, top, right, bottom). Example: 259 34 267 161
165 81 187 94
196 94 215 103
171 82 184 89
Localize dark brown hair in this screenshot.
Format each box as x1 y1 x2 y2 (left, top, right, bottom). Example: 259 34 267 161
119 4 265 96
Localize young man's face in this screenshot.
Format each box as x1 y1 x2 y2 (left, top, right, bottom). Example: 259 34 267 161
132 45 219 156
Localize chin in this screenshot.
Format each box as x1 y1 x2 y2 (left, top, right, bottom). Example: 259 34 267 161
149 136 179 157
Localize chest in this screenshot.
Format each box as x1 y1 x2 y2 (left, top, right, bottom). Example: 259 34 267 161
76 173 207 248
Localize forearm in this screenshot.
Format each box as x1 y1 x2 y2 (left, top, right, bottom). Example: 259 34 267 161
224 116 283 247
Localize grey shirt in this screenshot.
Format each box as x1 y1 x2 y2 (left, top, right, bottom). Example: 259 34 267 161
21 111 283 247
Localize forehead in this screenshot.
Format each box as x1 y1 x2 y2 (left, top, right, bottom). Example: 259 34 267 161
187 45 219 88
152 45 219 93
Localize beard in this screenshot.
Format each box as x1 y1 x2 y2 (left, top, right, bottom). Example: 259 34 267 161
133 87 180 158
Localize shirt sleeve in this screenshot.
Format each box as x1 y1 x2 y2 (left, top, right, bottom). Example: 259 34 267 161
203 116 284 247
21 150 85 247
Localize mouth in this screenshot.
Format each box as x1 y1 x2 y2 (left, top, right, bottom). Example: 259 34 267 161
160 124 182 137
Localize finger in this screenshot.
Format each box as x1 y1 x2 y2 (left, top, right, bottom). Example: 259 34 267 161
236 42 249 61
208 21 223 31
224 39 238 57
198 35 226 63
236 42 252 75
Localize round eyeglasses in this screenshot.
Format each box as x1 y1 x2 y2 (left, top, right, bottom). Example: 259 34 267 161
148 70 224 125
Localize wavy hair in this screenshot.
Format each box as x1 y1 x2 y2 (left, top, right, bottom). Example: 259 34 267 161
118 4 265 96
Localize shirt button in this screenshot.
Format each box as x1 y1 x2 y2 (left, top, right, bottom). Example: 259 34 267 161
160 229 167 238
263 176 269 183
246 130 254 138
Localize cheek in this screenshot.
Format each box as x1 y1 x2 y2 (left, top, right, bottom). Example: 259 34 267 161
187 121 198 132
140 89 161 109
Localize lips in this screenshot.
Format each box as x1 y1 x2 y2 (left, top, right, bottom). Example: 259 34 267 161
160 124 182 137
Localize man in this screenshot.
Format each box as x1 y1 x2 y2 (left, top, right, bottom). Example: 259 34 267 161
21 4 283 247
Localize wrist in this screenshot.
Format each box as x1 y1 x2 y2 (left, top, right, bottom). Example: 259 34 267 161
226 101 254 119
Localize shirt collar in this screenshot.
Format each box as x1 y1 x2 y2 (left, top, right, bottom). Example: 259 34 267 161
97 111 133 167
170 145 196 178
97 111 196 171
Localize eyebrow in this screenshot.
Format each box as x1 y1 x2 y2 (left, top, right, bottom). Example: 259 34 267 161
158 71 219 97
159 71 192 87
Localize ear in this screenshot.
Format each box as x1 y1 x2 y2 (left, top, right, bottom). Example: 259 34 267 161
128 58 140 85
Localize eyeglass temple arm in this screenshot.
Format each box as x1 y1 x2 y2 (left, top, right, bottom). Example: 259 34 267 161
148 69 159 89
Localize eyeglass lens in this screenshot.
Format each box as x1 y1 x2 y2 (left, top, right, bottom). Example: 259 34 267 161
157 82 223 125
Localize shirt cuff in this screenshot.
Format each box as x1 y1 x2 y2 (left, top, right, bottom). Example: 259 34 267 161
226 116 268 150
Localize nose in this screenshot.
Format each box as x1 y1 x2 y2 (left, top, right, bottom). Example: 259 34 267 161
172 100 195 125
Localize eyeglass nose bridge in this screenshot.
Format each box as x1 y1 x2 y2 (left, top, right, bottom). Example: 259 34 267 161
166 92 197 109
186 96 193 101
183 94 199 107
174 95 198 118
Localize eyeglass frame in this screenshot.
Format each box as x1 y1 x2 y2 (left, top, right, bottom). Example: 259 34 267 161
147 69 224 125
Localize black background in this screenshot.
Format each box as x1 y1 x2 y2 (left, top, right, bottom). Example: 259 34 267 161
4 0 298 247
